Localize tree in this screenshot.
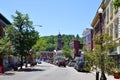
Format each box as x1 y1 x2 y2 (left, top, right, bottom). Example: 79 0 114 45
113 0 120 9
76 34 80 40
32 34 83 59
4 25 20 56
0 27 14 73
94 34 117 74
11 11 38 68
32 38 47 52
62 45 73 60
84 34 117 79
0 35 14 56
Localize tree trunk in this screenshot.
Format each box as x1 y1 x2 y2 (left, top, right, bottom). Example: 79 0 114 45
20 55 23 69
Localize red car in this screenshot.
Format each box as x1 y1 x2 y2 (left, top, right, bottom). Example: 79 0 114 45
58 60 66 67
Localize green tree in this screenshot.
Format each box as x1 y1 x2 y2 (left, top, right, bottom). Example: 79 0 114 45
0 35 14 55
84 34 117 79
32 34 83 59
76 34 80 40
46 36 56 51
32 38 47 52
94 34 117 77
4 26 20 56
62 45 73 60
0 28 14 72
113 0 120 9
12 11 38 68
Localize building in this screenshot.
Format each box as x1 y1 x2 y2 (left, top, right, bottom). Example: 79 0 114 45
56 33 63 50
0 13 11 73
91 1 105 48
82 28 93 51
40 51 54 61
0 13 11 36
70 40 80 58
54 33 65 61
91 0 120 67
104 0 120 67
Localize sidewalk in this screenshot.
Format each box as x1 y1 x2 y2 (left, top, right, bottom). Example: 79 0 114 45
2 64 33 75
91 71 120 80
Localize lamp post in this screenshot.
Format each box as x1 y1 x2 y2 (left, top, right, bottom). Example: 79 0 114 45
98 7 107 80
33 25 42 27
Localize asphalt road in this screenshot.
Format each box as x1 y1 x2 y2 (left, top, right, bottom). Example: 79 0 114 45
0 62 96 80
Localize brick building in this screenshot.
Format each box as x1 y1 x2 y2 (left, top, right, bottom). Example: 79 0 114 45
70 40 80 58
40 51 54 61
82 28 93 51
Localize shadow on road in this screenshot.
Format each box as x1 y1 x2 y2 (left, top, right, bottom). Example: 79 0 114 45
4 72 15 75
18 68 45 72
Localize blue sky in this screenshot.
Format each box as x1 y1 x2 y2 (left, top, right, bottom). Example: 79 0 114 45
1 0 102 37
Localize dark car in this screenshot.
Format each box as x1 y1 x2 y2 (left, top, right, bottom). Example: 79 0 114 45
37 59 42 64
58 59 66 67
74 61 85 71
68 60 76 67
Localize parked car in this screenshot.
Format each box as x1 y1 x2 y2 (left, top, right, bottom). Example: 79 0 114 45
68 60 76 67
58 59 66 67
74 61 85 72
36 59 42 64
53 60 58 65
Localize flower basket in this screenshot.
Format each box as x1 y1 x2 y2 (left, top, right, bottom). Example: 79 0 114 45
113 68 120 79
114 72 120 79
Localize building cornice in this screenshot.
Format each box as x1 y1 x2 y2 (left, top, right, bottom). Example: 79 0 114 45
91 1 105 27
0 13 11 25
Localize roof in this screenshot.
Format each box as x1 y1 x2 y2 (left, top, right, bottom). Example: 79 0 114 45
0 13 11 25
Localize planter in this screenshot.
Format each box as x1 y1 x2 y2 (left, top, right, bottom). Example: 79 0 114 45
114 72 120 79
113 68 120 79
0 66 3 73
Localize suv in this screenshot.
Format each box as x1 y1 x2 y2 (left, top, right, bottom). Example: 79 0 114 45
58 60 66 67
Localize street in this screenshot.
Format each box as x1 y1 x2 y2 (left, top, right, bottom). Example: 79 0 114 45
0 62 117 80
0 62 96 80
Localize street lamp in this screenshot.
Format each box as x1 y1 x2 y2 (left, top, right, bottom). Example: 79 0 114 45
33 25 42 27
98 7 103 34
98 7 107 80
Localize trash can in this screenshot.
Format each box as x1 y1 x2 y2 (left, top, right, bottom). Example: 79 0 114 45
0 66 3 73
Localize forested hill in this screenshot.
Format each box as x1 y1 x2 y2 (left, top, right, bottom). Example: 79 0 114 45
33 34 83 51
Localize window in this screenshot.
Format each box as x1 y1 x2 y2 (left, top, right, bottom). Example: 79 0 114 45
106 8 109 24
114 19 118 38
109 23 113 37
110 1 113 20
106 27 109 34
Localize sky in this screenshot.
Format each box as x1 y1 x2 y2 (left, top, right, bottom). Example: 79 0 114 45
1 0 102 37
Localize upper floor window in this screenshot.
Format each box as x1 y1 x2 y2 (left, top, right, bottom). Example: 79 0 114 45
106 27 109 35
106 8 109 24
104 0 111 7
114 19 119 39
110 1 113 20
109 23 113 37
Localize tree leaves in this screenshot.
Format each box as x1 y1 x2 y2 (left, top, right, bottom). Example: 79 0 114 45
113 0 120 9
85 33 116 74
